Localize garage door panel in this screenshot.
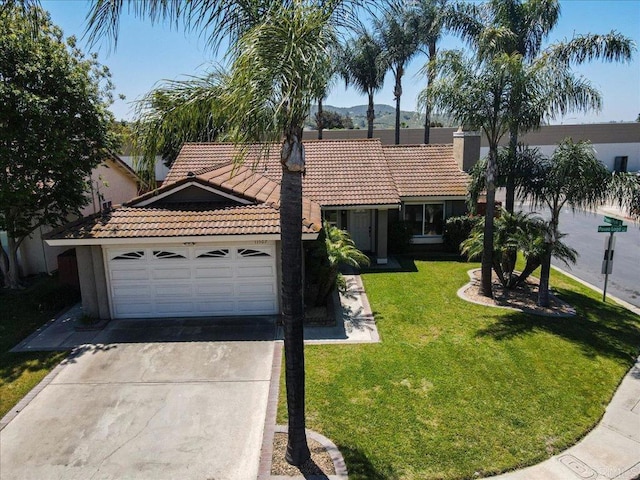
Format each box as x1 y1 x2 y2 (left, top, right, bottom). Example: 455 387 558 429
195 266 234 279
195 283 234 295
196 301 236 315
238 299 277 314
112 285 151 297
113 302 155 316
155 302 197 315
151 267 191 280
236 265 274 278
154 284 192 296
237 282 276 295
111 268 149 281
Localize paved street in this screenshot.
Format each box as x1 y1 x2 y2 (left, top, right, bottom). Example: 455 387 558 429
517 203 640 307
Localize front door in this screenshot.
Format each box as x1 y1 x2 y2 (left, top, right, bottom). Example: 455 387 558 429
349 210 372 252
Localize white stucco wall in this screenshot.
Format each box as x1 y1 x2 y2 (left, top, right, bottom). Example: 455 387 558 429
120 156 169 182
480 142 640 172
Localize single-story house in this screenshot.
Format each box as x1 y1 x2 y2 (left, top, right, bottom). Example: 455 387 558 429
2 154 139 277
46 131 478 320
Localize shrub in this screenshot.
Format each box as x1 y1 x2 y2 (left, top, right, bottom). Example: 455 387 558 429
388 220 413 254
443 215 480 253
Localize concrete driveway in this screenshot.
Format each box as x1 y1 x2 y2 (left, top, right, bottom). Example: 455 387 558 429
1 336 275 480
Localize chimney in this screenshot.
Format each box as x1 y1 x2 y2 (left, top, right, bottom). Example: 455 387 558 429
453 127 481 172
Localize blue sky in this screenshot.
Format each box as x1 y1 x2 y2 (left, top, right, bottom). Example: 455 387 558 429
43 0 640 124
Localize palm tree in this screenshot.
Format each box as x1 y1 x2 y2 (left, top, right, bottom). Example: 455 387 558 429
375 1 421 145
426 50 514 297
520 139 610 307
86 0 352 466
311 222 370 307
414 0 478 144
468 0 634 213
339 30 387 138
130 71 229 188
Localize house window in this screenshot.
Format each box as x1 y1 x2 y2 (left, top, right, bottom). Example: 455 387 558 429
403 203 444 236
153 250 186 259
101 200 112 212
112 251 144 260
323 210 338 227
614 156 628 173
197 249 229 258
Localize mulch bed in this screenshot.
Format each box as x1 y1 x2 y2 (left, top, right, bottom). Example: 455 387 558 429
270 432 336 476
462 269 576 317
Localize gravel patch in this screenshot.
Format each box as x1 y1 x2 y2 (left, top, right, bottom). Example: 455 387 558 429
270 432 336 476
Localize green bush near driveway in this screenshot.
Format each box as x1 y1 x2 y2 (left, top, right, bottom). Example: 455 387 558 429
279 258 640 479
0 275 76 417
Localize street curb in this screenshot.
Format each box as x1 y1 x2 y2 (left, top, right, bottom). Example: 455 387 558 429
551 265 640 316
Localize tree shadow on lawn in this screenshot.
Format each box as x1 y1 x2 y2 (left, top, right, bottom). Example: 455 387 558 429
0 351 66 386
339 445 397 480
476 288 640 363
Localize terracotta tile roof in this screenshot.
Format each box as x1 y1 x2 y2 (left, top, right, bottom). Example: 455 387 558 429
383 144 469 197
165 140 402 207
47 202 320 240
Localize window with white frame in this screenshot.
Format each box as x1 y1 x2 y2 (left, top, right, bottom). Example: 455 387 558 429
323 210 338 227
403 203 444 236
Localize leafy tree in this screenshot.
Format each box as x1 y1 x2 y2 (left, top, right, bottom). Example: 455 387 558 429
0 6 115 289
87 0 355 466
520 139 610 307
338 30 387 138
375 1 421 145
314 110 354 130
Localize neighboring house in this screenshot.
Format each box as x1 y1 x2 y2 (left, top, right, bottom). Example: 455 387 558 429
322 122 640 173
12 154 139 276
46 132 477 320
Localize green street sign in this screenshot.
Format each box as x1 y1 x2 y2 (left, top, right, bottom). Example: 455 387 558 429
598 225 627 233
604 216 623 226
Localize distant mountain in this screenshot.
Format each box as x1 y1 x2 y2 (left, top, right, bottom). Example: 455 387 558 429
306 104 451 130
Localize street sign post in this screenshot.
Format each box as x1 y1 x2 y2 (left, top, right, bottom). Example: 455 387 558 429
598 216 627 302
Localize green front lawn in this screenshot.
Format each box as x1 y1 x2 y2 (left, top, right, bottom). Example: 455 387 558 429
0 275 77 417
279 258 640 479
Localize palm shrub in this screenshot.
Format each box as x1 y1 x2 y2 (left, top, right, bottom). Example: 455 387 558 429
306 222 370 307
461 211 577 289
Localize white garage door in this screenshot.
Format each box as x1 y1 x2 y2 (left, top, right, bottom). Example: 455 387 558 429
106 244 278 318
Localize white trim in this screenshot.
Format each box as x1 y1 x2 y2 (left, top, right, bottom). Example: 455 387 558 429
401 196 465 202
46 232 318 247
322 204 399 211
134 181 252 207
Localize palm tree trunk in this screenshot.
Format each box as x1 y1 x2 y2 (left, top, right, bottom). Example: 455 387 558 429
280 132 311 467
505 125 518 213
423 42 436 145
367 91 375 139
513 259 540 288
538 251 551 307
480 147 497 298
394 65 403 145
317 98 324 140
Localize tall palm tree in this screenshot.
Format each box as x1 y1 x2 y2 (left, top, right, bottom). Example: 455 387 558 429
520 139 610 307
414 0 478 144
86 0 351 466
426 50 514 297
375 1 421 145
338 30 387 138
468 0 634 213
